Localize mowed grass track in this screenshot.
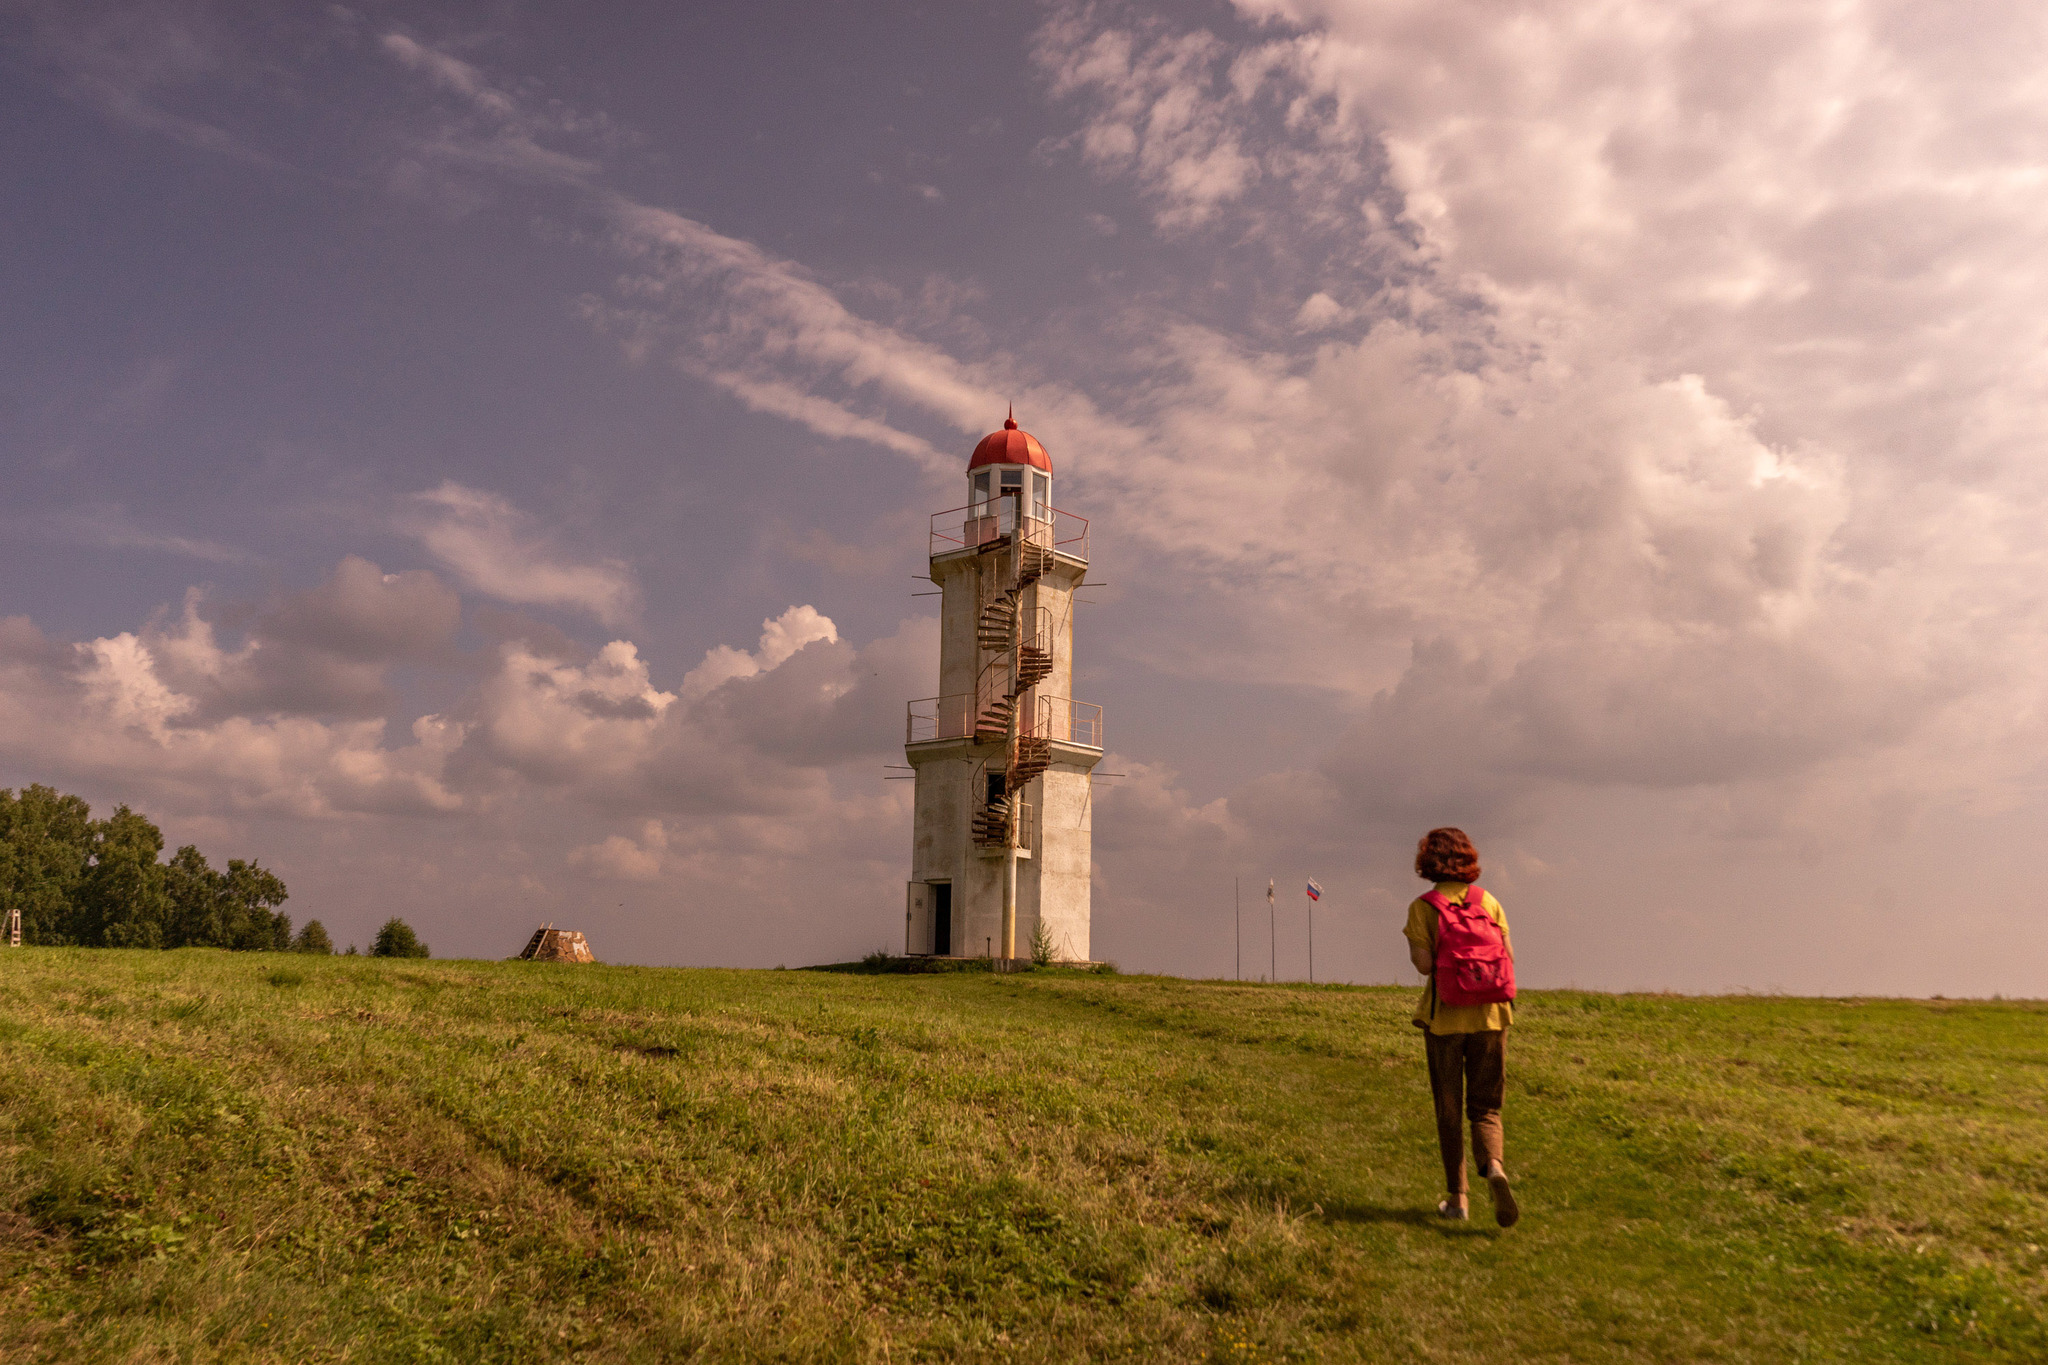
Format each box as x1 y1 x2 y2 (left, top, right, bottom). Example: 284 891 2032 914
2 952 2045 1363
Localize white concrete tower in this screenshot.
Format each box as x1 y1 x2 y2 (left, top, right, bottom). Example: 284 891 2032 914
905 412 1101 964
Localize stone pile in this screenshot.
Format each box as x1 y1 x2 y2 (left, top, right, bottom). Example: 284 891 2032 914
517 923 596 963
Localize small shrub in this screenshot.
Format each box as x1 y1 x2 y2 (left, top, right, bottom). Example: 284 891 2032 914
1029 919 1055 967
1092 960 1119 975
291 919 333 954
371 918 429 959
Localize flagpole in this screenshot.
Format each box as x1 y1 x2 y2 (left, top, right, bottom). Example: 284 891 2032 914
1267 879 1275 984
1234 877 1241 982
1309 885 1315 985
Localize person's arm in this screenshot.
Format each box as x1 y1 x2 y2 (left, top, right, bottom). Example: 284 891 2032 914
1403 900 1435 975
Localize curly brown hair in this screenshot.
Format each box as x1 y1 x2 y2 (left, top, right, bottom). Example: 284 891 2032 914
1415 827 1481 883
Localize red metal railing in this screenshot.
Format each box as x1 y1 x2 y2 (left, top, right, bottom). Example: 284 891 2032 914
928 503 1088 561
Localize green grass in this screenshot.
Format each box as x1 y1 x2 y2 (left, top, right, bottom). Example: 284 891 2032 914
2 950 2045 1362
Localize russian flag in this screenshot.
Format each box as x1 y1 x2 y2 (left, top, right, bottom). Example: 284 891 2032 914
1305 879 1322 901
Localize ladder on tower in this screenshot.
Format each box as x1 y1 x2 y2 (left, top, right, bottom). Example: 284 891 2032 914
7 906 19 948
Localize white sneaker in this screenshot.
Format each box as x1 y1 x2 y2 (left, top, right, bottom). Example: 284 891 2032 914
1485 1162 1520 1228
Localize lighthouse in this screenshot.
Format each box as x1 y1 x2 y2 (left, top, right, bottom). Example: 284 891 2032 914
904 412 1102 964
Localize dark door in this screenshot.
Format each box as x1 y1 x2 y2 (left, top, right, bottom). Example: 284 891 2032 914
933 883 952 956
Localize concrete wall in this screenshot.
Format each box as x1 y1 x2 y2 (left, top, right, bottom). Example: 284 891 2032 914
913 538 1097 961
1032 753 1095 962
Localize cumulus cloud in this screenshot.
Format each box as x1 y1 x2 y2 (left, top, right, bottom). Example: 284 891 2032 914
678 606 839 702
373 16 2042 866
400 482 639 626
0 608 465 820
569 820 668 881
0 560 931 954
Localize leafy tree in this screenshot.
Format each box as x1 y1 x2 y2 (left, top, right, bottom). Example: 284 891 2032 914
163 846 291 950
74 806 170 948
0 783 288 951
222 860 291 950
164 845 224 948
0 785 93 945
291 919 334 954
371 918 429 959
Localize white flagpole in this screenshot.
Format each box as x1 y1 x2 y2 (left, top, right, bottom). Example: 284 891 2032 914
1308 881 1315 985
1267 879 1276 983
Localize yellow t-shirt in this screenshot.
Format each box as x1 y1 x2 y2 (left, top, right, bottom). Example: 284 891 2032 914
1404 882 1514 1034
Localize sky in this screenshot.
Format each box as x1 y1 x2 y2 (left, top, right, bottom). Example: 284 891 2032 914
3 0 2046 995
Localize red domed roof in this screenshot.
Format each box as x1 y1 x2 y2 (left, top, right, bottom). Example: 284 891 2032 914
968 409 1052 473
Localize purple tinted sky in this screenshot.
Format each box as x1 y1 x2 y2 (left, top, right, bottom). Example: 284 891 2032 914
5 0 2046 994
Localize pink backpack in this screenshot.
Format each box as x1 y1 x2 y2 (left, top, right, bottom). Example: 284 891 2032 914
1424 884 1516 1007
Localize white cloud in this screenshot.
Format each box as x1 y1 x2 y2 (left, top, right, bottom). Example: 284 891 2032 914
568 820 668 881
400 482 640 626
0 569 932 961
1291 291 1348 331
455 639 676 787
679 606 840 703
0 606 465 820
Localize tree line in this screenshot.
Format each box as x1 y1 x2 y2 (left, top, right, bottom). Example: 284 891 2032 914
0 783 428 956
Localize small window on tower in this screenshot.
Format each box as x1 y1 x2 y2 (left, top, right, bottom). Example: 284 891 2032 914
973 471 991 501
1031 471 1049 520
1000 469 1023 490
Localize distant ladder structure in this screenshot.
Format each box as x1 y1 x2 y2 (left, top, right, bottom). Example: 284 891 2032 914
519 922 596 963
518 922 554 959
7 907 19 948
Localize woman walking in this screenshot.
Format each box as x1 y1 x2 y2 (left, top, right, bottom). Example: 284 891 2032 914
1404 827 1520 1227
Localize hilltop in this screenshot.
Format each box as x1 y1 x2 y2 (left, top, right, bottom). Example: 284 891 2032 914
2 950 2044 1362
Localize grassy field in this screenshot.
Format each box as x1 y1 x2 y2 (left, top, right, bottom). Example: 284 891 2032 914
2 950 2045 1363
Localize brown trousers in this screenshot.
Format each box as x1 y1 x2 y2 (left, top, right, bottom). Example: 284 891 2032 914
1424 1029 1506 1194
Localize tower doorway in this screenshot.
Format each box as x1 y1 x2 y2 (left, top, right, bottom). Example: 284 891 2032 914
932 882 953 956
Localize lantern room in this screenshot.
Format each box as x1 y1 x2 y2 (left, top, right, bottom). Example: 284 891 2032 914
967 409 1052 528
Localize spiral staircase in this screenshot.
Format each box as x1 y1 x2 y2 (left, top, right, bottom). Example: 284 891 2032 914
970 524 1059 849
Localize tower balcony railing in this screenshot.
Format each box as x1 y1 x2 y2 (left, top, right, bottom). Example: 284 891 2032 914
906 693 976 744
906 693 1105 749
929 502 1088 561
1042 696 1105 749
